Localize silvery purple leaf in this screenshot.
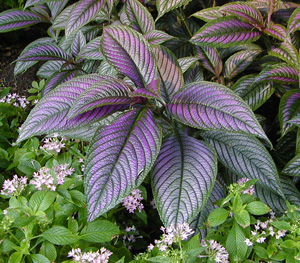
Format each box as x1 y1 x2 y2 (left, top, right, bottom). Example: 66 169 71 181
156 0 192 20
201 130 283 197
183 62 204 84
52 3 74 30
47 0 68 19
195 46 222 76
124 0 154 34
0 9 49 32
66 0 106 36
85 108 162 221
288 7 300 34
152 45 183 102
24 0 54 9
152 132 217 226
279 90 300 136
37 60 66 78
43 68 81 96
178 57 199 73
282 153 300 176
232 74 274 110
190 16 261 48
263 23 287 41
69 77 133 118
220 2 264 30
167 81 270 143
78 37 103 61
17 43 71 61
101 25 157 89
72 30 86 58
17 74 112 143
224 48 262 79
267 0 279 24
97 60 118 76
130 88 164 103
269 42 298 67
144 30 175 45
191 7 222 22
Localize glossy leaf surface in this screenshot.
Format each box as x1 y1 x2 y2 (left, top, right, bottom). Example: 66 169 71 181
282 153 300 176
156 0 192 19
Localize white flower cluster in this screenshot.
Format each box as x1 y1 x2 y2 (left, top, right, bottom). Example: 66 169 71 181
244 218 287 247
40 133 65 154
30 164 74 191
68 247 112 263
122 189 144 213
237 177 255 195
1 175 27 196
200 240 229 263
0 93 30 108
148 222 194 252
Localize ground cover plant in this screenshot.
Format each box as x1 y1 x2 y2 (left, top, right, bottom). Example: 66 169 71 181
1 0 300 262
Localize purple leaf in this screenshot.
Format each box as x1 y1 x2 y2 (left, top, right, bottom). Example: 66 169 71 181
152 132 217 226
220 2 264 30
279 90 300 136
152 45 183 102
101 25 157 89
144 30 175 45
52 3 74 30
17 43 71 61
269 42 298 67
24 0 52 9
130 88 163 102
37 60 66 78
47 0 69 19
232 74 274 110
282 153 300 176
263 23 287 41
167 81 270 143
72 30 86 58
124 0 155 34
195 46 222 76
178 57 199 73
78 36 103 61
190 16 262 48
183 62 204 84
191 7 222 22
66 0 106 36
69 77 133 118
17 74 114 143
85 108 162 221
224 48 262 79
156 0 192 20
268 0 279 24
201 130 283 197
0 9 48 33
288 7 300 34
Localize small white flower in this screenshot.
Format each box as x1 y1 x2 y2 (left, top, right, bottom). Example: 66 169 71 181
256 237 266 243
1 175 27 196
244 238 253 246
148 243 154 250
122 189 144 213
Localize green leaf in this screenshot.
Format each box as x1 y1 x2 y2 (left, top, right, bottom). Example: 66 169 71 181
156 0 192 20
80 220 120 243
288 7 300 34
234 210 250 228
246 201 270 215
17 160 41 175
8 252 23 263
269 42 299 68
207 208 230 227
254 245 268 259
41 226 80 245
270 221 291 231
191 7 222 22
31 254 50 263
40 241 57 262
29 190 56 213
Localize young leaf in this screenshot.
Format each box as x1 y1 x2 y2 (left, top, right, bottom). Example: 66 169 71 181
124 0 155 34
288 7 300 34
77 36 103 61
17 74 109 143
195 46 222 76
101 25 157 89
282 153 300 176
279 90 300 136
66 0 106 36
232 74 274 110
85 108 162 221
152 132 217 226
144 30 175 45
69 78 133 118
167 81 270 143
156 0 192 20
201 130 283 197
0 9 48 32
41 226 80 245
190 16 261 48
152 45 183 102
269 42 299 67
191 7 222 22
220 2 264 30
224 48 262 79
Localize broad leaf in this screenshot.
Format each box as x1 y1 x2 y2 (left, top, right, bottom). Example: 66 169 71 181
281 176 300 207
279 90 300 136
29 190 57 213
195 46 222 76
101 25 156 89
144 30 175 45
41 226 80 245
66 0 106 36
69 78 132 118
288 7 300 34
24 0 55 8
52 4 74 30
124 0 154 34
152 45 183 102
201 130 283 197
183 62 204 84
0 9 48 32
71 30 86 58
232 74 274 110
220 2 264 30
17 74 112 142
269 42 298 67
77 36 103 61
85 108 162 221
263 23 287 41
156 0 192 20
31 254 50 263
47 0 69 19
178 57 199 73
282 153 300 176
167 81 270 143
191 7 222 22
190 16 261 48
224 49 262 79
37 60 66 78
152 132 217 226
